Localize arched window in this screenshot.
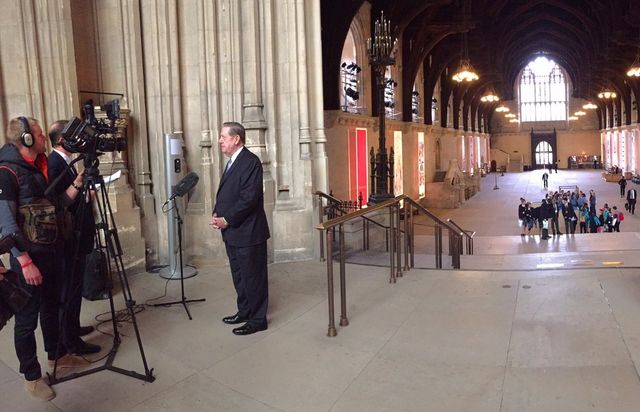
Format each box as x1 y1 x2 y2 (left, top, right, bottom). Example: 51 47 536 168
535 141 553 165
519 57 567 122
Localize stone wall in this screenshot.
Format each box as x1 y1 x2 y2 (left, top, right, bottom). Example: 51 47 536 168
0 0 327 265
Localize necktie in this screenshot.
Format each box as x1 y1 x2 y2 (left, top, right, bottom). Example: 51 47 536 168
224 159 232 175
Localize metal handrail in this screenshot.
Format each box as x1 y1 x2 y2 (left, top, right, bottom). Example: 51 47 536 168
446 219 475 255
316 199 395 230
316 192 390 261
315 194 470 337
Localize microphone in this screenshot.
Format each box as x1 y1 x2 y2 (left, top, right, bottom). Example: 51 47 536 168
169 172 199 201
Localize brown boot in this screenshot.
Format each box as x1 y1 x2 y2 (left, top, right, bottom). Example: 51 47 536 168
48 354 90 369
24 378 55 401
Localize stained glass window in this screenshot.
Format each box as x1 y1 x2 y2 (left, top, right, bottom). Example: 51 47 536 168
519 57 567 122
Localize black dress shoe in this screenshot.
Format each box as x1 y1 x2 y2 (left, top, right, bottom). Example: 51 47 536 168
70 341 101 355
232 323 267 336
222 314 247 325
78 326 95 337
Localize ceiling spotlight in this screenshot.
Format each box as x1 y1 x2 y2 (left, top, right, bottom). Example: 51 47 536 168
583 102 597 110
574 110 586 116
495 105 509 112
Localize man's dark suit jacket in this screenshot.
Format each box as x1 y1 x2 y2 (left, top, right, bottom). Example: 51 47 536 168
213 146 270 246
47 150 95 254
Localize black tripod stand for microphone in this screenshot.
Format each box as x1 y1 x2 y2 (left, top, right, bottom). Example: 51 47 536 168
153 175 205 320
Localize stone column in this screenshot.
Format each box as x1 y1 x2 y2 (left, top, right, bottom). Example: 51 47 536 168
238 0 274 259
119 0 156 261
306 0 328 196
140 0 183 264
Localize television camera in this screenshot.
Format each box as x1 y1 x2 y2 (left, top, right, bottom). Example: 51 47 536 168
61 100 126 156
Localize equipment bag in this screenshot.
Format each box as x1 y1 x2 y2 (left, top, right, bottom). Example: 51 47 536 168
82 249 111 301
17 199 58 245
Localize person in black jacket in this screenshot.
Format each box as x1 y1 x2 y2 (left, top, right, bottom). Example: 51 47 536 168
518 198 527 236
211 122 270 336
47 121 100 356
0 116 87 401
618 176 627 198
539 199 553 240
627 188 637 214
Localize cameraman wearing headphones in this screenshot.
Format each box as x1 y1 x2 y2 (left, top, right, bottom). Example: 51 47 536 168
0 116 86 401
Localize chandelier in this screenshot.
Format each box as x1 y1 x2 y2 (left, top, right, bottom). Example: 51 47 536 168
568 116 579 121
480 91 499 102
582 102 597 110
452 59 479 82
508 118 519 123
452 16 478 83
574 110 586 116
598 90 617 99
505 113 516 118
628 57 640 77
495 105 509 112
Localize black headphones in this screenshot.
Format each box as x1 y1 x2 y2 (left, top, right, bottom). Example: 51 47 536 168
18 117 34 148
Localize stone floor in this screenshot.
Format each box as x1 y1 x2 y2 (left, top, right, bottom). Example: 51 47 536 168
1 169 640 411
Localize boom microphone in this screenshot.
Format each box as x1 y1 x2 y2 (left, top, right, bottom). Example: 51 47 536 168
169 172 199 201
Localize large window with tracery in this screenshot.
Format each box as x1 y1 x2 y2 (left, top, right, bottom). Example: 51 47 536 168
519 57 567 122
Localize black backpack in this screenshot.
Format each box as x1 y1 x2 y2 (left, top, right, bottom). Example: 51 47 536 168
83 249 111 300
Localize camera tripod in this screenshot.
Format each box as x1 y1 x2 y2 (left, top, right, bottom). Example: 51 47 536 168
47 155 154 384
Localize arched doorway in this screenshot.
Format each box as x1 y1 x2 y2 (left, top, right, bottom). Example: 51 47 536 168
531 129 557 169
535 141 553 167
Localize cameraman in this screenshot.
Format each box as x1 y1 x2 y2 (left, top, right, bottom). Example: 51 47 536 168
0 116 86 401
48 120 100 356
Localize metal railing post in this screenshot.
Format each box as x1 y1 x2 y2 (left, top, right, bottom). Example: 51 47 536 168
365 219 369 250
318 196 325 261
339 224 349 327
396 202 402 278
403 203 409 271
435 224 442 269
451 232 461 269
409 202 415 268
448 228 454 256
326 230 337 337
389 204 396 283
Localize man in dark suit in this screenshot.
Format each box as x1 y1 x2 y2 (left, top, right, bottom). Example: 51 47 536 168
211 122 270 336
47 121 100 355
627 187 637 215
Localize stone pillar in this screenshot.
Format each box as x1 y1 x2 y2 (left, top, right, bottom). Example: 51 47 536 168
140 0 183 264
119 0 156 263
238 0 274 260
307 0 329 196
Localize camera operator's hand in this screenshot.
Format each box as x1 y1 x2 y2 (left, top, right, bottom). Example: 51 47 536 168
16 254 42 286
73 170 84 189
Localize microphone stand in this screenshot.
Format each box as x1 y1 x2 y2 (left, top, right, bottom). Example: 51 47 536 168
152 197 205 319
